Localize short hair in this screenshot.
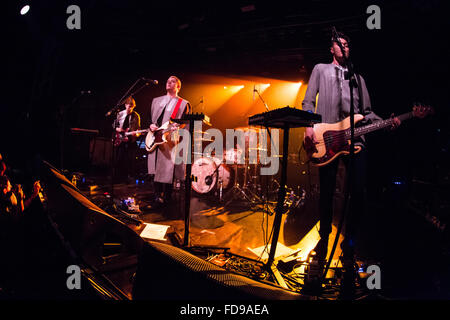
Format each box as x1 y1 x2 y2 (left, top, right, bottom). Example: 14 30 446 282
123 96 136 107
330 31 351 47
169 75 182 90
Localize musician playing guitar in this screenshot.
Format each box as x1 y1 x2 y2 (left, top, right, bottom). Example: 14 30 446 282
147 76 190 209
113 96 141 183
302 32 401 276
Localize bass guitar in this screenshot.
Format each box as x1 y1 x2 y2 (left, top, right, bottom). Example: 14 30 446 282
306 105 433 167
114 129 149 147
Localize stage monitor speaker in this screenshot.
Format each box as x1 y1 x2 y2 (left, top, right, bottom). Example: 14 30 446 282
39 161 144 298
132 240 306 300
90 137 112 166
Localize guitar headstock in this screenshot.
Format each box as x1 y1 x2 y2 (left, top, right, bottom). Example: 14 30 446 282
412 103 434 119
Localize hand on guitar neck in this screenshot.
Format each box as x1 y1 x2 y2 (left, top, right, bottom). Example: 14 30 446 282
389 114 401 130
149 124 159 132
114 128 148 147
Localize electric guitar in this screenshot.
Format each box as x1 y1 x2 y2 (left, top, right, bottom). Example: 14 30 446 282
306 105 433 167
114 129 149 147
145 121 179 152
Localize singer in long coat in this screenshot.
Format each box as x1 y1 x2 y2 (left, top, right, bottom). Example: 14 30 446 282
147 95 190 184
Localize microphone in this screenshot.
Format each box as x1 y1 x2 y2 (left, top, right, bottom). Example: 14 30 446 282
141 78 159 85
105 104 125 117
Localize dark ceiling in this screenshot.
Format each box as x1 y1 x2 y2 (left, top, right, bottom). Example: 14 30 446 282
7 0 449 98
4 0 450 166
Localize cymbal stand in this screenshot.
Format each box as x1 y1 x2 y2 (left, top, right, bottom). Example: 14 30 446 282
222 158 262 208
241 159 264 205
223 162 257 207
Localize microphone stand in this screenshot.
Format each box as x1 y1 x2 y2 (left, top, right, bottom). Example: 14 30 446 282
321 27 358 298
191 97 204 113
254 87 270 111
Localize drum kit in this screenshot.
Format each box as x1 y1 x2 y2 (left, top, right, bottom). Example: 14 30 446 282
190 125 303 210
191 126 265 205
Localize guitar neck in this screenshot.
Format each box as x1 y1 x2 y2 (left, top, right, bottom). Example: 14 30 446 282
125 129 149 136
352 112 413 138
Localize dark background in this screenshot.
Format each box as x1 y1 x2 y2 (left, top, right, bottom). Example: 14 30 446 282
4 0 449 168
4 0 449 219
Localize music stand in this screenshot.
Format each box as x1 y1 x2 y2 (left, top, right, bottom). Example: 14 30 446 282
171 113 211 247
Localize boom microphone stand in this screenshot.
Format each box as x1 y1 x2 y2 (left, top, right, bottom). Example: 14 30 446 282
321 27 358 298
253 85 270 112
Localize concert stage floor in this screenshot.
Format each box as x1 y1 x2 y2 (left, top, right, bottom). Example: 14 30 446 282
73 173 450 300
82 177 325 264
2 168 449 300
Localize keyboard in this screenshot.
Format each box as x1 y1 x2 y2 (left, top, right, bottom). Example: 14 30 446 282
248 106 321 128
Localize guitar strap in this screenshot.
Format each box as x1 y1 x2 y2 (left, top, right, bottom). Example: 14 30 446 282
355 74 364 114
170 98 183 119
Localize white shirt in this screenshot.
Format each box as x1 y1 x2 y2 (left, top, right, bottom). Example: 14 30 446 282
116 110 129 128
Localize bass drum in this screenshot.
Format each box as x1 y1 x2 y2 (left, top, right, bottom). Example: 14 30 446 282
191 157 233 194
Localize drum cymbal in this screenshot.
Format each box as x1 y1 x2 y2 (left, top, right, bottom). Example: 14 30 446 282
234 126 261 132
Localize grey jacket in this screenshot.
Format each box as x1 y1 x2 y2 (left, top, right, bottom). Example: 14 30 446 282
147 95 190 184
302 63 382 144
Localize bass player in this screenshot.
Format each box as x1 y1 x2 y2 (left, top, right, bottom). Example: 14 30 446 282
302 31 401 286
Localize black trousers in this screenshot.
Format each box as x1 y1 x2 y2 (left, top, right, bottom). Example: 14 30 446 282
153 181 173 203
318 148 368 245
114 141 137 181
